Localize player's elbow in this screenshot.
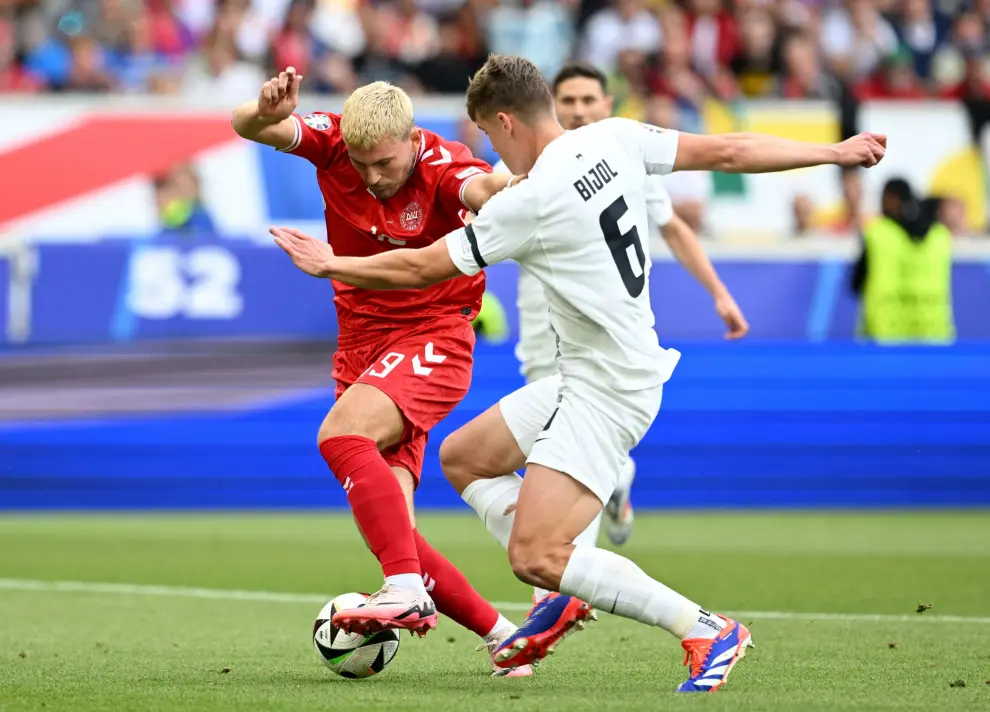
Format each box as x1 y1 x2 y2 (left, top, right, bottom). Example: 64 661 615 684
709 135 747 173
230 102 260 140
406 259 437 289
679 134 745 173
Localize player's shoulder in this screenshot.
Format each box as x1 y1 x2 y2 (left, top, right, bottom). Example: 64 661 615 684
299 111 341 132
419 128 484 167
481 179 540 225
591 117 678 144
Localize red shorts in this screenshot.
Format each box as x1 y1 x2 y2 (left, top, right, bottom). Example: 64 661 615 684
333 315 476 482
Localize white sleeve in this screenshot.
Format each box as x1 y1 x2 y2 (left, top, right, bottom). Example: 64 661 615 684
645 176 674 227
604 117 680 176
445 185 538 276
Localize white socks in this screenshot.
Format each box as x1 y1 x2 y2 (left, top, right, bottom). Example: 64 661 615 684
483 614 515 643
385 573 428 596
462 474 521 550
462 474 604 602
561 545 725 640
461 475 726 640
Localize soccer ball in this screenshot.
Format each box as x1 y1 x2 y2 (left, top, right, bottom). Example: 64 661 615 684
312 593 400 679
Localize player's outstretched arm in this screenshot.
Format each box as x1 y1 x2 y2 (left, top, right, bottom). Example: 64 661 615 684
659 214 749 340
231 67 302 149
673 131 887 174
270 227 461 290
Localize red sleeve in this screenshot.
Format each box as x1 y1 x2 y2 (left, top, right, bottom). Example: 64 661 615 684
429 140 493 214
277 112 344 169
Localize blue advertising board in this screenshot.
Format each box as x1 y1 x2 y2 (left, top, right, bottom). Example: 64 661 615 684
20 239 990 344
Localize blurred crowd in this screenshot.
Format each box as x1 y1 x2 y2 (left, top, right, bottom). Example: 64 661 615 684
3 0 987 238
2 0 990 109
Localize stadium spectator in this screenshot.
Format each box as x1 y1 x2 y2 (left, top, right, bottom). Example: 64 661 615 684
820 0 899 81
581 0 661 74
486 0 574 80
154 163 217 237
851 177 956 344
729 6 780 98
417 12 483 93
895 0 951 80
853 46 927 99
181 30 265 98
778 31 840 99
683 0 739 79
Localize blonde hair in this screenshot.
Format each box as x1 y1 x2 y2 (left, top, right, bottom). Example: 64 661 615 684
340 81 415 150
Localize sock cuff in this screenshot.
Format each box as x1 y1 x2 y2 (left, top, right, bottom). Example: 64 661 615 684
461 474 523 519
319 434 378 470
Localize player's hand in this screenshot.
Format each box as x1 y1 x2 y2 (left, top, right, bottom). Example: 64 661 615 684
258 67 303 122
715 291 749 340
506 173 528 188
271 226 334 278
835 132 886 168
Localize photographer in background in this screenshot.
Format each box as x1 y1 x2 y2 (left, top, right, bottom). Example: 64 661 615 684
851 177 955 344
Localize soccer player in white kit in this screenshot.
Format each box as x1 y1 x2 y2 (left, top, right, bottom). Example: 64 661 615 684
270 55 886 691
488 62 750 550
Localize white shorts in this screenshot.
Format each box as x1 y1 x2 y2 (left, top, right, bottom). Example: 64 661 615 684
514 266 558 383
499 374 663 505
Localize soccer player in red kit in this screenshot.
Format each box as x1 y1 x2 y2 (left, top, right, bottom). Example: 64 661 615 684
231 68 531 676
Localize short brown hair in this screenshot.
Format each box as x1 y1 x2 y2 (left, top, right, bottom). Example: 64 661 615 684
466 54 554 123
553 62 608 95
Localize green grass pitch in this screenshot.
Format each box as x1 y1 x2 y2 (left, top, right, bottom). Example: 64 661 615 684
1 512 989 711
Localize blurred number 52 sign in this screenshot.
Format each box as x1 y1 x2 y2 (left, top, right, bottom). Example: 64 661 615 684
126 246 244 320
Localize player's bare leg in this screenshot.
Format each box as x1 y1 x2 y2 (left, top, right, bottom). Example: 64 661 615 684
440 401 598 668
440 403 601 600
492 464 752 692
318 384 437 636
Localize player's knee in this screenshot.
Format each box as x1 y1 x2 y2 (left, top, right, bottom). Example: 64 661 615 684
318 405 398 451
438 433 473 493
507 538 555 587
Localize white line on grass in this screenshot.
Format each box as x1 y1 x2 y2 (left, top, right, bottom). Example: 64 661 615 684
1 578 988 624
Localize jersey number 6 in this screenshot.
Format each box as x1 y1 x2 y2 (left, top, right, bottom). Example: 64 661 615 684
599 196 646 298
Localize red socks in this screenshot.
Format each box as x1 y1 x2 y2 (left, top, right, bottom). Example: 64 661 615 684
414 530 500 637
319 435 420 577
320 435 500 638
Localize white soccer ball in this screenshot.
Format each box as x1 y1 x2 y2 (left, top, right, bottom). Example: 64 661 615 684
312 592 400 679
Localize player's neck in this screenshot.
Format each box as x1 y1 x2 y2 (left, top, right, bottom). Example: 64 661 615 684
526 120 566 171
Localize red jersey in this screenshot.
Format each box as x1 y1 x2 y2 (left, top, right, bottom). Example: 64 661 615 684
279 111 490 348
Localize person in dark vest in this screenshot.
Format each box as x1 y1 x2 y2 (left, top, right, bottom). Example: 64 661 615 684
851 177 955 343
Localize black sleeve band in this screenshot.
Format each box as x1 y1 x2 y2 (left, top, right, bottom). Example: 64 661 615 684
464 224 487 269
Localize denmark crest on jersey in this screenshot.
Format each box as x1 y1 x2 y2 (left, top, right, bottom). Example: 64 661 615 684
302 113 332 130
399 201 424 231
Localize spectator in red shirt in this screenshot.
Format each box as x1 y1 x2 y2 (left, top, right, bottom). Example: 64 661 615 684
0 18 43 93
684 0 740 79
854 46 927 99
778 32 839 99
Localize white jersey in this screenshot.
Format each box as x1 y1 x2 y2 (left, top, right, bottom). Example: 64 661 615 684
495 158 674 233
495 151 675 383
448 118 682 390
